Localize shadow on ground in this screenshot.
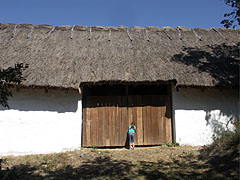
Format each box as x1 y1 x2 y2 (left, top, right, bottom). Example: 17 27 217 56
0 145 239 180
198 139 239 180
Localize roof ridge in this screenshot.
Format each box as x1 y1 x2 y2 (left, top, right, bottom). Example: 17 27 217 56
0 22 235 31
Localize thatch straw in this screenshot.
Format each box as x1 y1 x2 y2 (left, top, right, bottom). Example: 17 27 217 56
0 23 239 89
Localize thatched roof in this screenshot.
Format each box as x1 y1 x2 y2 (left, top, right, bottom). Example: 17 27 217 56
0 23 239 89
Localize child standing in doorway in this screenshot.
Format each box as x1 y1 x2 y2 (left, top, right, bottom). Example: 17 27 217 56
129 122 136 150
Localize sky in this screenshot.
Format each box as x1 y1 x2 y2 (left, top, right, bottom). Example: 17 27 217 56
0 0 237 28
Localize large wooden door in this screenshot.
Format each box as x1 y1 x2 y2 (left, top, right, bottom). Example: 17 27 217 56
128 95 172 146
82 94 172 147
82 96 128 147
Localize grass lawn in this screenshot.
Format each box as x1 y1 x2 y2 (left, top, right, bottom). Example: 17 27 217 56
0 144 239 180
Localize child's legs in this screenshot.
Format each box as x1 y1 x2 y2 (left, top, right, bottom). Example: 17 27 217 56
132 133 135 146
129 132 134 148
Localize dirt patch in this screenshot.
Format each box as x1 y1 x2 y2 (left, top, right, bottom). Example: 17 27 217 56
0 145 239 180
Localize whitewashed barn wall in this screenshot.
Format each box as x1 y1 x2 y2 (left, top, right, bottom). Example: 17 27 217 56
0 88 82 156
1 87 238 155
172 87 239 146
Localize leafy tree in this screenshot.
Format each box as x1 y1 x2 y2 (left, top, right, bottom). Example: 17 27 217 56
221 0 240 28
0 63 28 108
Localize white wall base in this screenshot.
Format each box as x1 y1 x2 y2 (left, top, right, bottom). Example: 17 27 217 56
1 87 238 154
172 87 239 146
0 89 82 156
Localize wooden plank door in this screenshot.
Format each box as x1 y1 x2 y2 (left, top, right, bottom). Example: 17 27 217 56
128 95 172 145
83 95 172 147
82 96 127 147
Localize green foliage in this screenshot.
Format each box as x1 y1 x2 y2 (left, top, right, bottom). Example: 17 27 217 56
162 141 179 147
221 0 240 28
91 145 98 152
173 142 180 147
0 63 28 108
198 116 240 179
0 158 13 180
212 116 240 146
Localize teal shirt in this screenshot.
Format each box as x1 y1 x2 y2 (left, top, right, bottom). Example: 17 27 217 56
129 125 136 133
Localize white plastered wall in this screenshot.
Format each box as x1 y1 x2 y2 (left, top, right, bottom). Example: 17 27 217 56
172 87 239 146
0 88 82 156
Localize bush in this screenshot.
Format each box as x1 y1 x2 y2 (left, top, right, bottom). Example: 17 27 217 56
212 116 239 147
198 116 240 179
161 141 179 147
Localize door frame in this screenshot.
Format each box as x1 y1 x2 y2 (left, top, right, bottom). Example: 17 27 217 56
81 82 174 147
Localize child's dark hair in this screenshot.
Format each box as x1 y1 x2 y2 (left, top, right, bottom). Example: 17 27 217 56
130 122 135 129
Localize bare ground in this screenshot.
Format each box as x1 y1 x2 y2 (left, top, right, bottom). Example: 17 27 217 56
0 145 239 180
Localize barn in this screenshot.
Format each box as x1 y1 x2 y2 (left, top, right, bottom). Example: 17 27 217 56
0 23 239 155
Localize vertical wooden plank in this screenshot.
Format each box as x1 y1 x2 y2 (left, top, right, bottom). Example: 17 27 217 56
111 96 116 146
136 96 143 145
131 96 137 145
86 106 91 146
129 95 134 146
158 96 162 144
158 104 163 144
116 96 119 146
147 96 152 145
151 96 155 145
104 97 110 146
127 96 130 145
94 97 98 146
125 85 129 147
120 96 123 147
88 97 94 146
156 95 161 144
115 96 119 146
115 96 120 146
142 97 147 145
162 106 167 143
82 97 87 147
98 97 104 146
119 96 122 146
109 97 113 146
165 96 172 143
150 97 155 144
165 117 172 143
116 96 121 146
161 96 166 144
142 96 148 145
91 105 98 147
121 96 128 146
154 95 160 145
102 97 107 146
151 96 158 145
95 106 99 146
119 96 123 146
